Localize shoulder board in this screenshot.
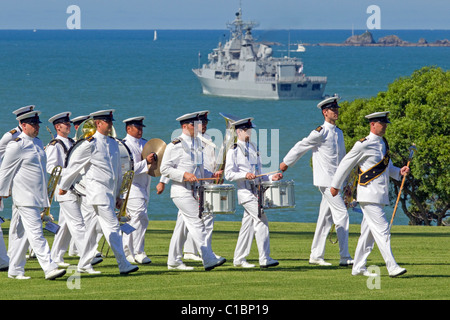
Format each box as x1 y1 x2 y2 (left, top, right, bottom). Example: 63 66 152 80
231 143 237 149
359 137 367 143
49 139 59 146
9 129 18 135
14 137 21 142
142 138 148 142
172 138 182 145
87 136 95 142
315 126 323 132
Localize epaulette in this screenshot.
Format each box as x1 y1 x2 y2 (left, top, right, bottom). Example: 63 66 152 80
172 138 181 145
142 138 148 142
315 126 323 132
49 139 59 146
9 129 17 135
14 137 21 142
87 136 95 142
231 143 237 149
359 137 367 143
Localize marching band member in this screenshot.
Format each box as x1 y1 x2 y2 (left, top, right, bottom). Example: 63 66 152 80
0 106 33 272
183 114 221 261
225 117 282 268
121 116 167 264
330 111 409 277
71 115 90 138
46 112 99 269
0 110 66 280
58 109 138 275
280 95 353 266
160 110 226 271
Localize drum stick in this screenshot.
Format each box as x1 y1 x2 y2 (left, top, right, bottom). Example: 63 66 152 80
255 170 280 178
183 177 218 182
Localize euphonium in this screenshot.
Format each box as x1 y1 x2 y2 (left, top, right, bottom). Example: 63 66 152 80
41 165 62 221
75 118 117 141
116 170 135 221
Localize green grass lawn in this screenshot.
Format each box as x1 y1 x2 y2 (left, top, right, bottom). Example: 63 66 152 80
0 220 449 300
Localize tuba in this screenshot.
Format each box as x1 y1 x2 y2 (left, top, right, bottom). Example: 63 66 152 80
75 118 117 141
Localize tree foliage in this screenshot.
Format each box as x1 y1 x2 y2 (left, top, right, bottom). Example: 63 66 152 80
337 66 449 226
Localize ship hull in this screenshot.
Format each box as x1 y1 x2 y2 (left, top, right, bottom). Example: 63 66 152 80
193 70 326 100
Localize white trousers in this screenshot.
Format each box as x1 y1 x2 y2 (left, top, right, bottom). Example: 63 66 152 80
352 202 399 274
78 198 131 272
8 206 58 277
122 198 149 257
233 199 271 265
168 196 217 267
310 187 352 260
50 196 86 264
0 225 9 269
183 213 215 256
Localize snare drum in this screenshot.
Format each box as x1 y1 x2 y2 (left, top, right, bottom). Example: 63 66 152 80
261 180 295 209
202 184 236 215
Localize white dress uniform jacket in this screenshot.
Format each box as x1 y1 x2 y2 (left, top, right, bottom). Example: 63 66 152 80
160 132 213 198
59 131 122 205
0 132 49 208
331 132 401 205
283 121 346 187
225 140 270 204
45 135 77 202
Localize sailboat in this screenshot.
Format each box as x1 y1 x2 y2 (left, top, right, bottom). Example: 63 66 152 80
153 30 157 41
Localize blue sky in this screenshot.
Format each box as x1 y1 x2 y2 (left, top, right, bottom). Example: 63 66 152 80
0 0 449 30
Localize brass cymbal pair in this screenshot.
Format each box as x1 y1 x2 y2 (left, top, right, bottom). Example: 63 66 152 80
141 138 166 177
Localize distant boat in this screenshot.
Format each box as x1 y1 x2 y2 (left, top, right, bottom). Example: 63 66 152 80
153 30 157 41
296 43 306 52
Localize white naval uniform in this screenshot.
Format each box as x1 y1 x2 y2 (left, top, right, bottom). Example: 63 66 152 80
0 132 59 278
0 126 22 270
59 131 132 272
121 134 167 262
331 132 402 275
283 121 352 262
160 132 219 268
45 135 86 266
183 132 217 257
225 140 274 266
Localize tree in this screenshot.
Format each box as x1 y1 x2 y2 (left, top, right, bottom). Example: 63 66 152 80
337 66 449 226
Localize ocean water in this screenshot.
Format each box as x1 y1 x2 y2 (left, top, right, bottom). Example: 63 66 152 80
0 29 449 225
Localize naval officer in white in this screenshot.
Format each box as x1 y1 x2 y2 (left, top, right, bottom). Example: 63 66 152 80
121 116 167 264
0 110 66 280
46 112 89 269
160 110 226 271
0 105 35 272
59 109 138 275
330 111 409 277
280 95 353 266
225 117 282 268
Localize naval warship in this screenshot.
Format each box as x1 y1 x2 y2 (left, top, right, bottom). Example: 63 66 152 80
192 8 327 100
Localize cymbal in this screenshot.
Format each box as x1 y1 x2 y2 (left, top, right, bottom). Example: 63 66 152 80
142 138 166 177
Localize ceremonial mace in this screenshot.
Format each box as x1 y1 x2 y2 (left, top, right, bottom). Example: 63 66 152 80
389 144 417 231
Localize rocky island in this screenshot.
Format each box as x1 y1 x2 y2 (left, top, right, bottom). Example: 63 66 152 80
305 31 450 47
